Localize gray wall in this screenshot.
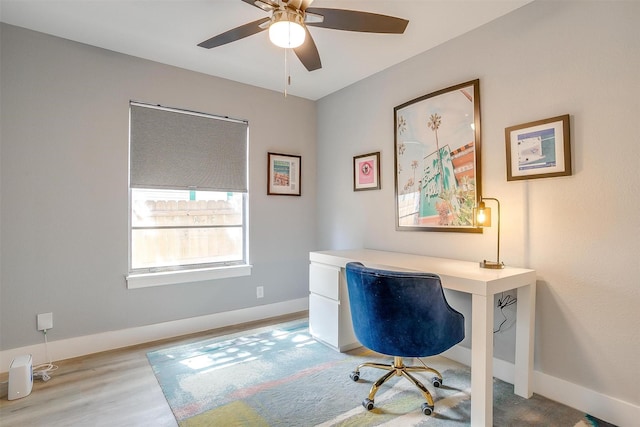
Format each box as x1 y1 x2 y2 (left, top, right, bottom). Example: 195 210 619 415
0 23 316 349
316 1 639 406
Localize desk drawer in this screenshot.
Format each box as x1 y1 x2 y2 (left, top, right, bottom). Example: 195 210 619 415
309 263 340 300
309 293 339 348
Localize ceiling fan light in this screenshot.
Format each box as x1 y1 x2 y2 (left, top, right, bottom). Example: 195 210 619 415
269 10 306 49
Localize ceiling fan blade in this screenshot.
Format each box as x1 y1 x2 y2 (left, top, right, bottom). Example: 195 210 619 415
304 11 324 25
305 8 408 34
294 27 321 71
240 0 277 12
198 18 271 49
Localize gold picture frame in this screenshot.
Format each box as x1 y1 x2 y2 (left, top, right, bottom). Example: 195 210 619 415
505 114 571 181
394 79 482 232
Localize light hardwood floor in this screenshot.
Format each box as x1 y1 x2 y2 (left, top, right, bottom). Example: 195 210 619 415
0 311 307 427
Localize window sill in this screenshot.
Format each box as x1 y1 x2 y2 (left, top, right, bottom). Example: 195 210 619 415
126 264 252 289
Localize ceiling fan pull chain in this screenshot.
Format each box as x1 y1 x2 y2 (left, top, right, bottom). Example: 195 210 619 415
284 47 288 97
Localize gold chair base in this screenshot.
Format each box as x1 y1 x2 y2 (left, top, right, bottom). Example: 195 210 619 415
350 356 442 415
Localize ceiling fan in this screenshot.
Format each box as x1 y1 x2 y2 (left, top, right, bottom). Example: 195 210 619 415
198 0 409 72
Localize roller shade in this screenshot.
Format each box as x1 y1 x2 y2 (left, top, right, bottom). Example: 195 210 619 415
129 102 248 192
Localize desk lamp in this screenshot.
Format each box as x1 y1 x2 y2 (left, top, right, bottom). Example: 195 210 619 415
474 197 505 269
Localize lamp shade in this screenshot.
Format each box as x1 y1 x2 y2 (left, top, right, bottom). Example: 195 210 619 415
475 204 492 227
269 10 306 48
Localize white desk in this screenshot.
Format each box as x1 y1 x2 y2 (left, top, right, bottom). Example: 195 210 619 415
309 249 537 427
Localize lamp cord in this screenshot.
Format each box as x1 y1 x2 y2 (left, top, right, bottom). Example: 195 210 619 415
494 292 517 333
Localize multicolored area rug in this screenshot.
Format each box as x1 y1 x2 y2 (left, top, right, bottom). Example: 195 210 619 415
147 320 613 426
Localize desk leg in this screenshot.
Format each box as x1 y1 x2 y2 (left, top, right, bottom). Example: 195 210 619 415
471 294 494 427
514 282 536 398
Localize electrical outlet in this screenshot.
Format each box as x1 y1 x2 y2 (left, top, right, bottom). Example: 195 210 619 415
37 312 53 331
256 286 264 299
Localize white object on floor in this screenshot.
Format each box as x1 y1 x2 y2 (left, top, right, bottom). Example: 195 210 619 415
8 354 33 400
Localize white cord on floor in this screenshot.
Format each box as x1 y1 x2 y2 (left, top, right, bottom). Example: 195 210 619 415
32 329 58 381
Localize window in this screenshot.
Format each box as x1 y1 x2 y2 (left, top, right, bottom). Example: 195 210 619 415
127 102 249 288
130 189 244 269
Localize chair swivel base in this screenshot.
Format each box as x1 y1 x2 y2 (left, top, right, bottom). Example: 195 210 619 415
350 356 443 416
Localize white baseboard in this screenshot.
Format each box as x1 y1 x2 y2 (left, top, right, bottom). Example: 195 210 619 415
1 298 308 373
534 369 639 427
443 344 639 427
442 345 515 384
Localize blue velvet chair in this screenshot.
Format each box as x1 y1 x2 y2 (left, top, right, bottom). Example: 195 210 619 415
345 262 465 415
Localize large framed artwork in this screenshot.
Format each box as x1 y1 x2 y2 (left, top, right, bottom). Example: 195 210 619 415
394 79 482 232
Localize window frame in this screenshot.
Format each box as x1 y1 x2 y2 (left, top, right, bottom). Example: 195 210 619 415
126 103 251 289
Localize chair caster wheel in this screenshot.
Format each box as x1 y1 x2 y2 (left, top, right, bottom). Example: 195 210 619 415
363 398 374 411
350 371 360 381
421 403 434 415
432 377 442 387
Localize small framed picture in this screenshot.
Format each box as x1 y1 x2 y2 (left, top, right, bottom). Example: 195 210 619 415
353 152 381 191
505 114 571 181
267 152 301 196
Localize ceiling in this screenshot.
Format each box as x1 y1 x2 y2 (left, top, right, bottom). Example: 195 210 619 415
0 0 532 100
